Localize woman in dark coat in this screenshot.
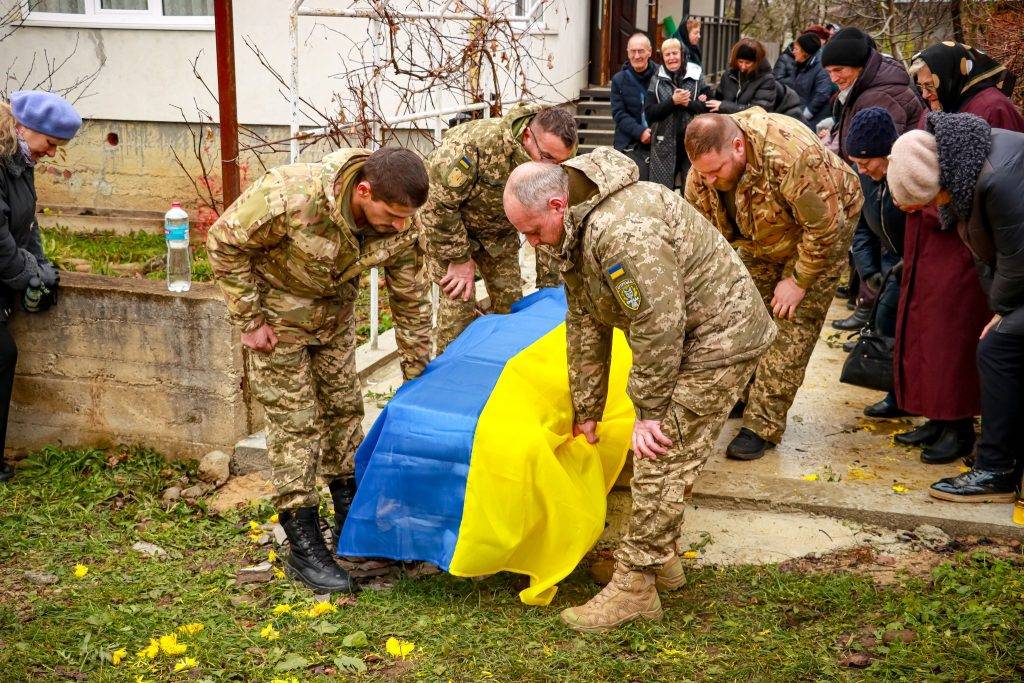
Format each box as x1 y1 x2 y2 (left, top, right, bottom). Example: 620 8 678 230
0 91 78 482
890 43 1024 464
644 37 705 189
790 33 834 128
889 113 1024 501
705 39 777 115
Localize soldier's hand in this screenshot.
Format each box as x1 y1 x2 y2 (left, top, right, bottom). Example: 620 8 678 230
573 420 599 445
632 419 672 460
771 277 806 322
440 258 476 301
241 323 279 353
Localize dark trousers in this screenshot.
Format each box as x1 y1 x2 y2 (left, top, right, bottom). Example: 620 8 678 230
875 261 901 338
975 327 1024 473
0 323 17 460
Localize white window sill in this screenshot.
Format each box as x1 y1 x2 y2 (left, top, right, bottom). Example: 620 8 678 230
22 16 213 31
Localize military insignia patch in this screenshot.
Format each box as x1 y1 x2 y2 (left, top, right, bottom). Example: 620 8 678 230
445 154 474 189
614 277 643 311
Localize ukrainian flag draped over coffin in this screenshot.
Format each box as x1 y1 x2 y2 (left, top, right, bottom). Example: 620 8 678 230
338 288 634 605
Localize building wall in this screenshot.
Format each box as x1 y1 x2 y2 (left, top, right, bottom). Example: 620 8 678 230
7 273 255 460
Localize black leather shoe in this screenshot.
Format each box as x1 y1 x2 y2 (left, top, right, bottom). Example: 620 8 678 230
728 400 746 419
328 477 357 535
894 420 943 447
843 339 857 353
864 393 908 419
726 428 775 461
832 304 871 331
836 284 850 299
0 460 12 483
280 507 357 594
921 420 976 465
929 468 1018 503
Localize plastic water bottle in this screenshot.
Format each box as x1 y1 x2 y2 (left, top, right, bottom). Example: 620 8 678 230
164 202 191 292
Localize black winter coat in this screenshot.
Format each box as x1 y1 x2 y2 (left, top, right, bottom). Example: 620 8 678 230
644 65 706 188
610 60 658 151
791 53 834 127
773 46 797 87
0 151 55 316
962 129 1024 334
715 60 778 114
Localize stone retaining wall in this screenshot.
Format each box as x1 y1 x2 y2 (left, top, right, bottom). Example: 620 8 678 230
7 273 257 460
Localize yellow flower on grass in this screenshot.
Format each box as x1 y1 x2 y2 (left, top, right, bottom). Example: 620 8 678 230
111 648 127 665
173 657 197 671
73 564 89 578
892 483 910 494
268 549 278 563
158 633 187 656
136 639 159 660
134 676 151 683
270 678 299 683
682 550 700 559
305 601 337 618
177 622 204 635
385 637 415 658
271 603 293 616
248 520 262 532
259 623 280 641
273 568 285 580
268 513 280 524
801 473 819 482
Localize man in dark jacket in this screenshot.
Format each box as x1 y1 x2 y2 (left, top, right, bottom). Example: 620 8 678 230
889 113 1024 502
610 32 658 179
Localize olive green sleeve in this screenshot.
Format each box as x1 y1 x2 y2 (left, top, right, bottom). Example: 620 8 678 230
565 286 614 423
418 143 477 265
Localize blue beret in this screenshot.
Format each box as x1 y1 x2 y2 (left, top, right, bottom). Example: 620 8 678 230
844 106 898 159
10 90 82 140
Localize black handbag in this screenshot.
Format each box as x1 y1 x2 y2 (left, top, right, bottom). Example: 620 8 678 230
839 269 897 392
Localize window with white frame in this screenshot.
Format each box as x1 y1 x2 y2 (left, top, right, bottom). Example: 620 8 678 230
24 0 214 30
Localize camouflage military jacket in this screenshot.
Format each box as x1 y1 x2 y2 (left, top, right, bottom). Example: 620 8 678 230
207 148 417 343
684 108 863 290
560 147 777 422
418 103 542 265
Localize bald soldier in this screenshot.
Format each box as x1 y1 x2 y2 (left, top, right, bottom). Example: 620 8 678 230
685 110 863 460
419 104 578 353
207 147 429 594
504 147 776 632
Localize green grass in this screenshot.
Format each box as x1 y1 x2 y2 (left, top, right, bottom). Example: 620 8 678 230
2 447 1023 682
41 227 394 344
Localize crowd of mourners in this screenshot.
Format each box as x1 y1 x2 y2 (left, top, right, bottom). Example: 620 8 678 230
612 20 1024 505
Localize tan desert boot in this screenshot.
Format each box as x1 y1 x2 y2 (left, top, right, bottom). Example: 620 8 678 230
589 555 686 592
561 563 662 633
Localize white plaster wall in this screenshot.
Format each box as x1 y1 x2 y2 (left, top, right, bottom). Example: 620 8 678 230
0 0 589 126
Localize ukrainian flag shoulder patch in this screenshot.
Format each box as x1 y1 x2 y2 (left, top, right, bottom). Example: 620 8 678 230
607 263 625 280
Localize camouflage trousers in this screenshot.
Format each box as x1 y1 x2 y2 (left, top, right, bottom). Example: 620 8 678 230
615 358 758 571
377 241 431 380
247 313 363 511
430 248 523 354
742 253 845 444
534 246 562 289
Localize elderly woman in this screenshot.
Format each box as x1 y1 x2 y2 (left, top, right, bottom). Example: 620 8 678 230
644 37 705 189
890 43 1024 464
889 113 1024 502
791 32 834 128
0 91 80 482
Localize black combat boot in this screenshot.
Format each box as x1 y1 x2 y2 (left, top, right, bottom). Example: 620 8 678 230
929 468 1018 503
726 427 775 461
280 507 356 594
328 477 357 535
921 419 976 465
894 419 944 447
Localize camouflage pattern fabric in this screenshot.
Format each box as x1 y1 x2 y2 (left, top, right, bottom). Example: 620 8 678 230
247 304 363 510
684 107 863 291
740 251 847 444
559 147 776 423
418 103 545 348
428 244 523 354
614 358 758 570
534 246 562 289
208 148 417 509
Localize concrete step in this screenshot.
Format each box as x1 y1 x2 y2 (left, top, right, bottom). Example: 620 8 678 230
578 100 612 117
577 129 614 146
575 114 615 132
579 86 612 101
37 205 165 234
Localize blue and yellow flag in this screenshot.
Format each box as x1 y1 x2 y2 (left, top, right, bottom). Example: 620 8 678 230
338 288 634 605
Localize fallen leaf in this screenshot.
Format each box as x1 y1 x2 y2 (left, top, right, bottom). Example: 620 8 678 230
334 655 367 673
801 474 819 481
892 483 909 494
343 631 369 648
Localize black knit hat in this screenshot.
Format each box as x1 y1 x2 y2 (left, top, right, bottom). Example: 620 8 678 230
796 33 821 56
844 106 898 158
820 27 872 68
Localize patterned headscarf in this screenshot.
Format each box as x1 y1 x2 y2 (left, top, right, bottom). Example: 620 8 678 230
913 41 1006 113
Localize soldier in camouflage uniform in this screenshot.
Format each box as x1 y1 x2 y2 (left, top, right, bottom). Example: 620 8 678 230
419 104 578 353
684 109 863 460
503 147 776 633
207 147 429 594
